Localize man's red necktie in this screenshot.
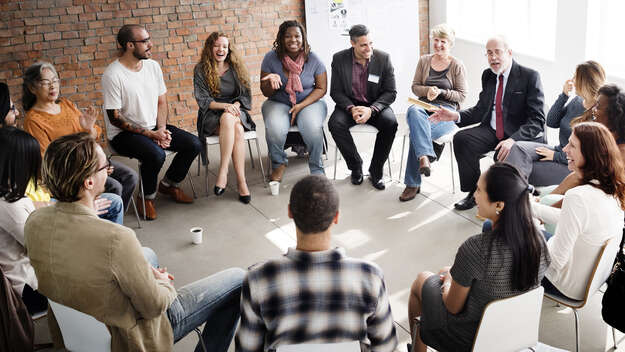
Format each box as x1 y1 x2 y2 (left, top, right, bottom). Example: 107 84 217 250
495 74 504 140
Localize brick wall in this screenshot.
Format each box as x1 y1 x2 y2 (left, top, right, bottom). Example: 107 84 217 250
419 0 429 55
0 0 305 135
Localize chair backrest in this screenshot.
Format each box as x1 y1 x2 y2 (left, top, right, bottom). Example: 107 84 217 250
471 286 544 352
276 341 361 352
48 300 111 352
583 237 619 304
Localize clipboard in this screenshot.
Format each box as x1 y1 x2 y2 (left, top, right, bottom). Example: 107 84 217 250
407 97 441 112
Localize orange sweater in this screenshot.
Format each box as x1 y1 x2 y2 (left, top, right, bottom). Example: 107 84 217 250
24 98 101 156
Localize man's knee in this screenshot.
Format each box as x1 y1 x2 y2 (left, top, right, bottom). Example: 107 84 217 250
105 177 123 196
328 110 349 133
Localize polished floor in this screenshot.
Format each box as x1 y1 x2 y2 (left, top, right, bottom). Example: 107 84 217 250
35 117 622 351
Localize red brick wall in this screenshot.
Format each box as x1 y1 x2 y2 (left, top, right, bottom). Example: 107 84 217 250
419 0 429 55
0 0 305 134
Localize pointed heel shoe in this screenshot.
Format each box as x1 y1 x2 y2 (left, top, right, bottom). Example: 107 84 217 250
214 186 225 196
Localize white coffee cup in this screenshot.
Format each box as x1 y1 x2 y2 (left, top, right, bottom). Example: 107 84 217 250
269 181 280 196
190 227 203 244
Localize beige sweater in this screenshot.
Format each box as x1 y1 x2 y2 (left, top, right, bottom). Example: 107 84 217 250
411 54 468 109
25 202 177 351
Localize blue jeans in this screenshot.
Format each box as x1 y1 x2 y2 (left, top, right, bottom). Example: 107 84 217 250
262 99 327 174
98 193 124 225
404 105 456 187
141 249 244 352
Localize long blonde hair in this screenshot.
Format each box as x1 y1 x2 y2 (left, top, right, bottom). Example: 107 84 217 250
571 61 606 125
198 32 250 95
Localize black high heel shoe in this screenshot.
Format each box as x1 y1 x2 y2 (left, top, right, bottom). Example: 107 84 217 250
214 185 225 196
238 194 251 204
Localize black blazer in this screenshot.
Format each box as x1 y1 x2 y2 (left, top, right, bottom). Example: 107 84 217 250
458 60 545 142
330 48 397 113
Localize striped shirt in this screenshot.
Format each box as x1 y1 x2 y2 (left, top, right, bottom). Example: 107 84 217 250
235 247 397 352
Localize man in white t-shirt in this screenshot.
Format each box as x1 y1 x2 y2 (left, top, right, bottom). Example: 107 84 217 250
102 24 201 220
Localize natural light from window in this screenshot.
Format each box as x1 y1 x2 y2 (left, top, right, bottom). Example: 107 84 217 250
447 0 557 61
585 0 625 79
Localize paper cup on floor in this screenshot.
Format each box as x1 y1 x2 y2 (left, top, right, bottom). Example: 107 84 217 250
190 227 203 244
269 181 280 196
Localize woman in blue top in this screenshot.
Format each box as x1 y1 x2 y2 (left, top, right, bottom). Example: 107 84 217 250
505 61 605 186
260 20 328 181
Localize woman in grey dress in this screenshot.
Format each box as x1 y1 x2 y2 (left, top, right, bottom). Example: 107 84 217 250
194 32 255 203
407 163 550 352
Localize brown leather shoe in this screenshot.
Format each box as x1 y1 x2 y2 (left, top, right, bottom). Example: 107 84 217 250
158 182 194 203
270 164 287 182
399 186 420 202
137 197 157 220
419 156 431 177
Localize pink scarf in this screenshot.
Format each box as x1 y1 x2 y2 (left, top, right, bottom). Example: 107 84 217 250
282 53 305 105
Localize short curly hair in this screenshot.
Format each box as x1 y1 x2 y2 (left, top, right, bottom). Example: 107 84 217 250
289 175 339 234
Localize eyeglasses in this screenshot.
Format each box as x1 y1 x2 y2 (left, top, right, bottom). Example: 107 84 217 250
131 37 151 44
38 78 60 89
9 104 16 113
485 49 505 58
96 156 112 173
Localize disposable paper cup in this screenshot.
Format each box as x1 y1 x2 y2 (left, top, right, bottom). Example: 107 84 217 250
190 227 203 244
269 181 280 196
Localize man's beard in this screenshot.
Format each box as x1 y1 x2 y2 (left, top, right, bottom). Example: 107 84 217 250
133 48 149 60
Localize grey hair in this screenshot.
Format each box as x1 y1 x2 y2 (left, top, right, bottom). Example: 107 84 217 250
349 24 369 42
22 61 59 111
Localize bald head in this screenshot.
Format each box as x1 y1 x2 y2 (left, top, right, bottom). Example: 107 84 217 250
485 36 512 74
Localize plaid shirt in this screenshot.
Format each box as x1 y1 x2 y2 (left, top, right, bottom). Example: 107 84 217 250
235 247 397 352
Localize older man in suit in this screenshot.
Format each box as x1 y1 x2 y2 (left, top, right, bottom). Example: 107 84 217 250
431 36 545 210
328 24 398 190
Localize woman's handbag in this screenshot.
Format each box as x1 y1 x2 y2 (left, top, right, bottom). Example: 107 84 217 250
601 229 625 333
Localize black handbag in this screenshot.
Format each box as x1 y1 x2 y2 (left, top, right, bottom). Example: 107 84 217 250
602 229 625 333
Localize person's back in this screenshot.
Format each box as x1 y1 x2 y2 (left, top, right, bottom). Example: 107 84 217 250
236 176 397 352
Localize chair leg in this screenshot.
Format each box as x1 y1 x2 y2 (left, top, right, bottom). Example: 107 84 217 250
247 140 255 169
333 145 338 180
254 138 267 186
387 158 393 181
449 141 456 194
573 308 580 352
399 134 406 182
139 175 146 221
197 156 201 176
194 327 208 352
188 175 197 199
130 197 142 229
613 327 618 350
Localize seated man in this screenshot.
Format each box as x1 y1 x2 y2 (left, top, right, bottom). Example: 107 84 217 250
431 35 545 210
328 24 398 190
235 175 398 351
25 133 244 352
102 24 202 220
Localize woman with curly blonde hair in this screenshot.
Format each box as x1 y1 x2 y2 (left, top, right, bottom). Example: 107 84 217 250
194 32 255 203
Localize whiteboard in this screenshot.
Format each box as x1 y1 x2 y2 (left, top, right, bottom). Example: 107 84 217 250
305 0 420 114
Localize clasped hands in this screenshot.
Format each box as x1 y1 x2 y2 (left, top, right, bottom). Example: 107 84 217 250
351 106 373 124
150 127 171 149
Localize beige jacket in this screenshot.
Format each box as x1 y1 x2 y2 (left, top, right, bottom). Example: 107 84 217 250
25 202 177 351
411 54 468 109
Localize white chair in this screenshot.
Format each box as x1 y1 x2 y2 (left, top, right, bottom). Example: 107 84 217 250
333 124 393 181
398 125 459 193
543 238 619 352
411 286 544 352
199 130 266 194
277 341 361 352
48 300 111 352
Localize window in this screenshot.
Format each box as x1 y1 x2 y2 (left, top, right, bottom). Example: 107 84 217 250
585 0 625 79
446 0 557 60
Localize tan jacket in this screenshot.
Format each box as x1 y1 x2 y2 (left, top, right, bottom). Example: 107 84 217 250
25 202 177 351
411 54 468 109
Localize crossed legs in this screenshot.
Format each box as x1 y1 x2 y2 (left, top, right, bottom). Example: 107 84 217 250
215 112 249 196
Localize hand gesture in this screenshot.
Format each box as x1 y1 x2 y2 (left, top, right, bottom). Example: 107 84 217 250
289 103 303 125
352 106 372 124
426 86 440 101
562 79 574 96
261 74 282 90
536 146 555 161
151 266 173 283
495 138 515 161
225 103 241 117
429 107 459 123
79 106 97 131
94 196 112 215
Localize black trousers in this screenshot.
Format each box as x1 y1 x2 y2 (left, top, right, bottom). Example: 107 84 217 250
453 125 501 193
328 107 397 179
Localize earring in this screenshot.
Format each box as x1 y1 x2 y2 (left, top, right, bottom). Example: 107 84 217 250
495 209 500 215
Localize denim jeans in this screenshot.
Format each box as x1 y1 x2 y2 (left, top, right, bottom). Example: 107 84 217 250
98 192 124 225
110 125 202 197
262 99 327 174
141 249 244 352
404 105 457 187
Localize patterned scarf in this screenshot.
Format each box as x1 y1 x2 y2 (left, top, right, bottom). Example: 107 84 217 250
281 53 305 105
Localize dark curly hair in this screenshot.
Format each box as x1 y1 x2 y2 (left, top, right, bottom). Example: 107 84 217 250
597 84 625 142
289 175 339 234
272 20 310 61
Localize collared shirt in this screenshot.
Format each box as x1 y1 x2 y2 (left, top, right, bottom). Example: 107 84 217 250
490 64 511 130
352 52 369 103
235 247 397 352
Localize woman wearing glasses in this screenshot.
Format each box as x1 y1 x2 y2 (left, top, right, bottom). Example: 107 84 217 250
22 61 138 215
0 82 19 127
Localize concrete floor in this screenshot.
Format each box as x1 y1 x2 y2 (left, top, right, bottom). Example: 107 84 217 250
35 117 623 351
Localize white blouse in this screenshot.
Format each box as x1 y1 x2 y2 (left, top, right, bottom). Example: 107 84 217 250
532 184 623 300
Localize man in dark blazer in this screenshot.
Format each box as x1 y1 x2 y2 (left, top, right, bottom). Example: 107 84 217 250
328 24 397 190
431 36 545 210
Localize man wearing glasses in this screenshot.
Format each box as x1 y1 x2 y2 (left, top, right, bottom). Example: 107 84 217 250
430 36 545 210
102 25 201 220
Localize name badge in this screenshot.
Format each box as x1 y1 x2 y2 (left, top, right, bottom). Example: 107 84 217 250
368 74 380 84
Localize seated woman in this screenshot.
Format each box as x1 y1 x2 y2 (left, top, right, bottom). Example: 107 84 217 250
0 127 48 315
532 122 625 300
0 82 20 127
506 61 605 187
194 32 254 203
408 162 549 352
400 23 467 201
22 61 138 212
261 20 327 181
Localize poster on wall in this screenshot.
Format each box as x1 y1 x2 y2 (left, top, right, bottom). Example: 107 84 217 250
329 0 349 33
